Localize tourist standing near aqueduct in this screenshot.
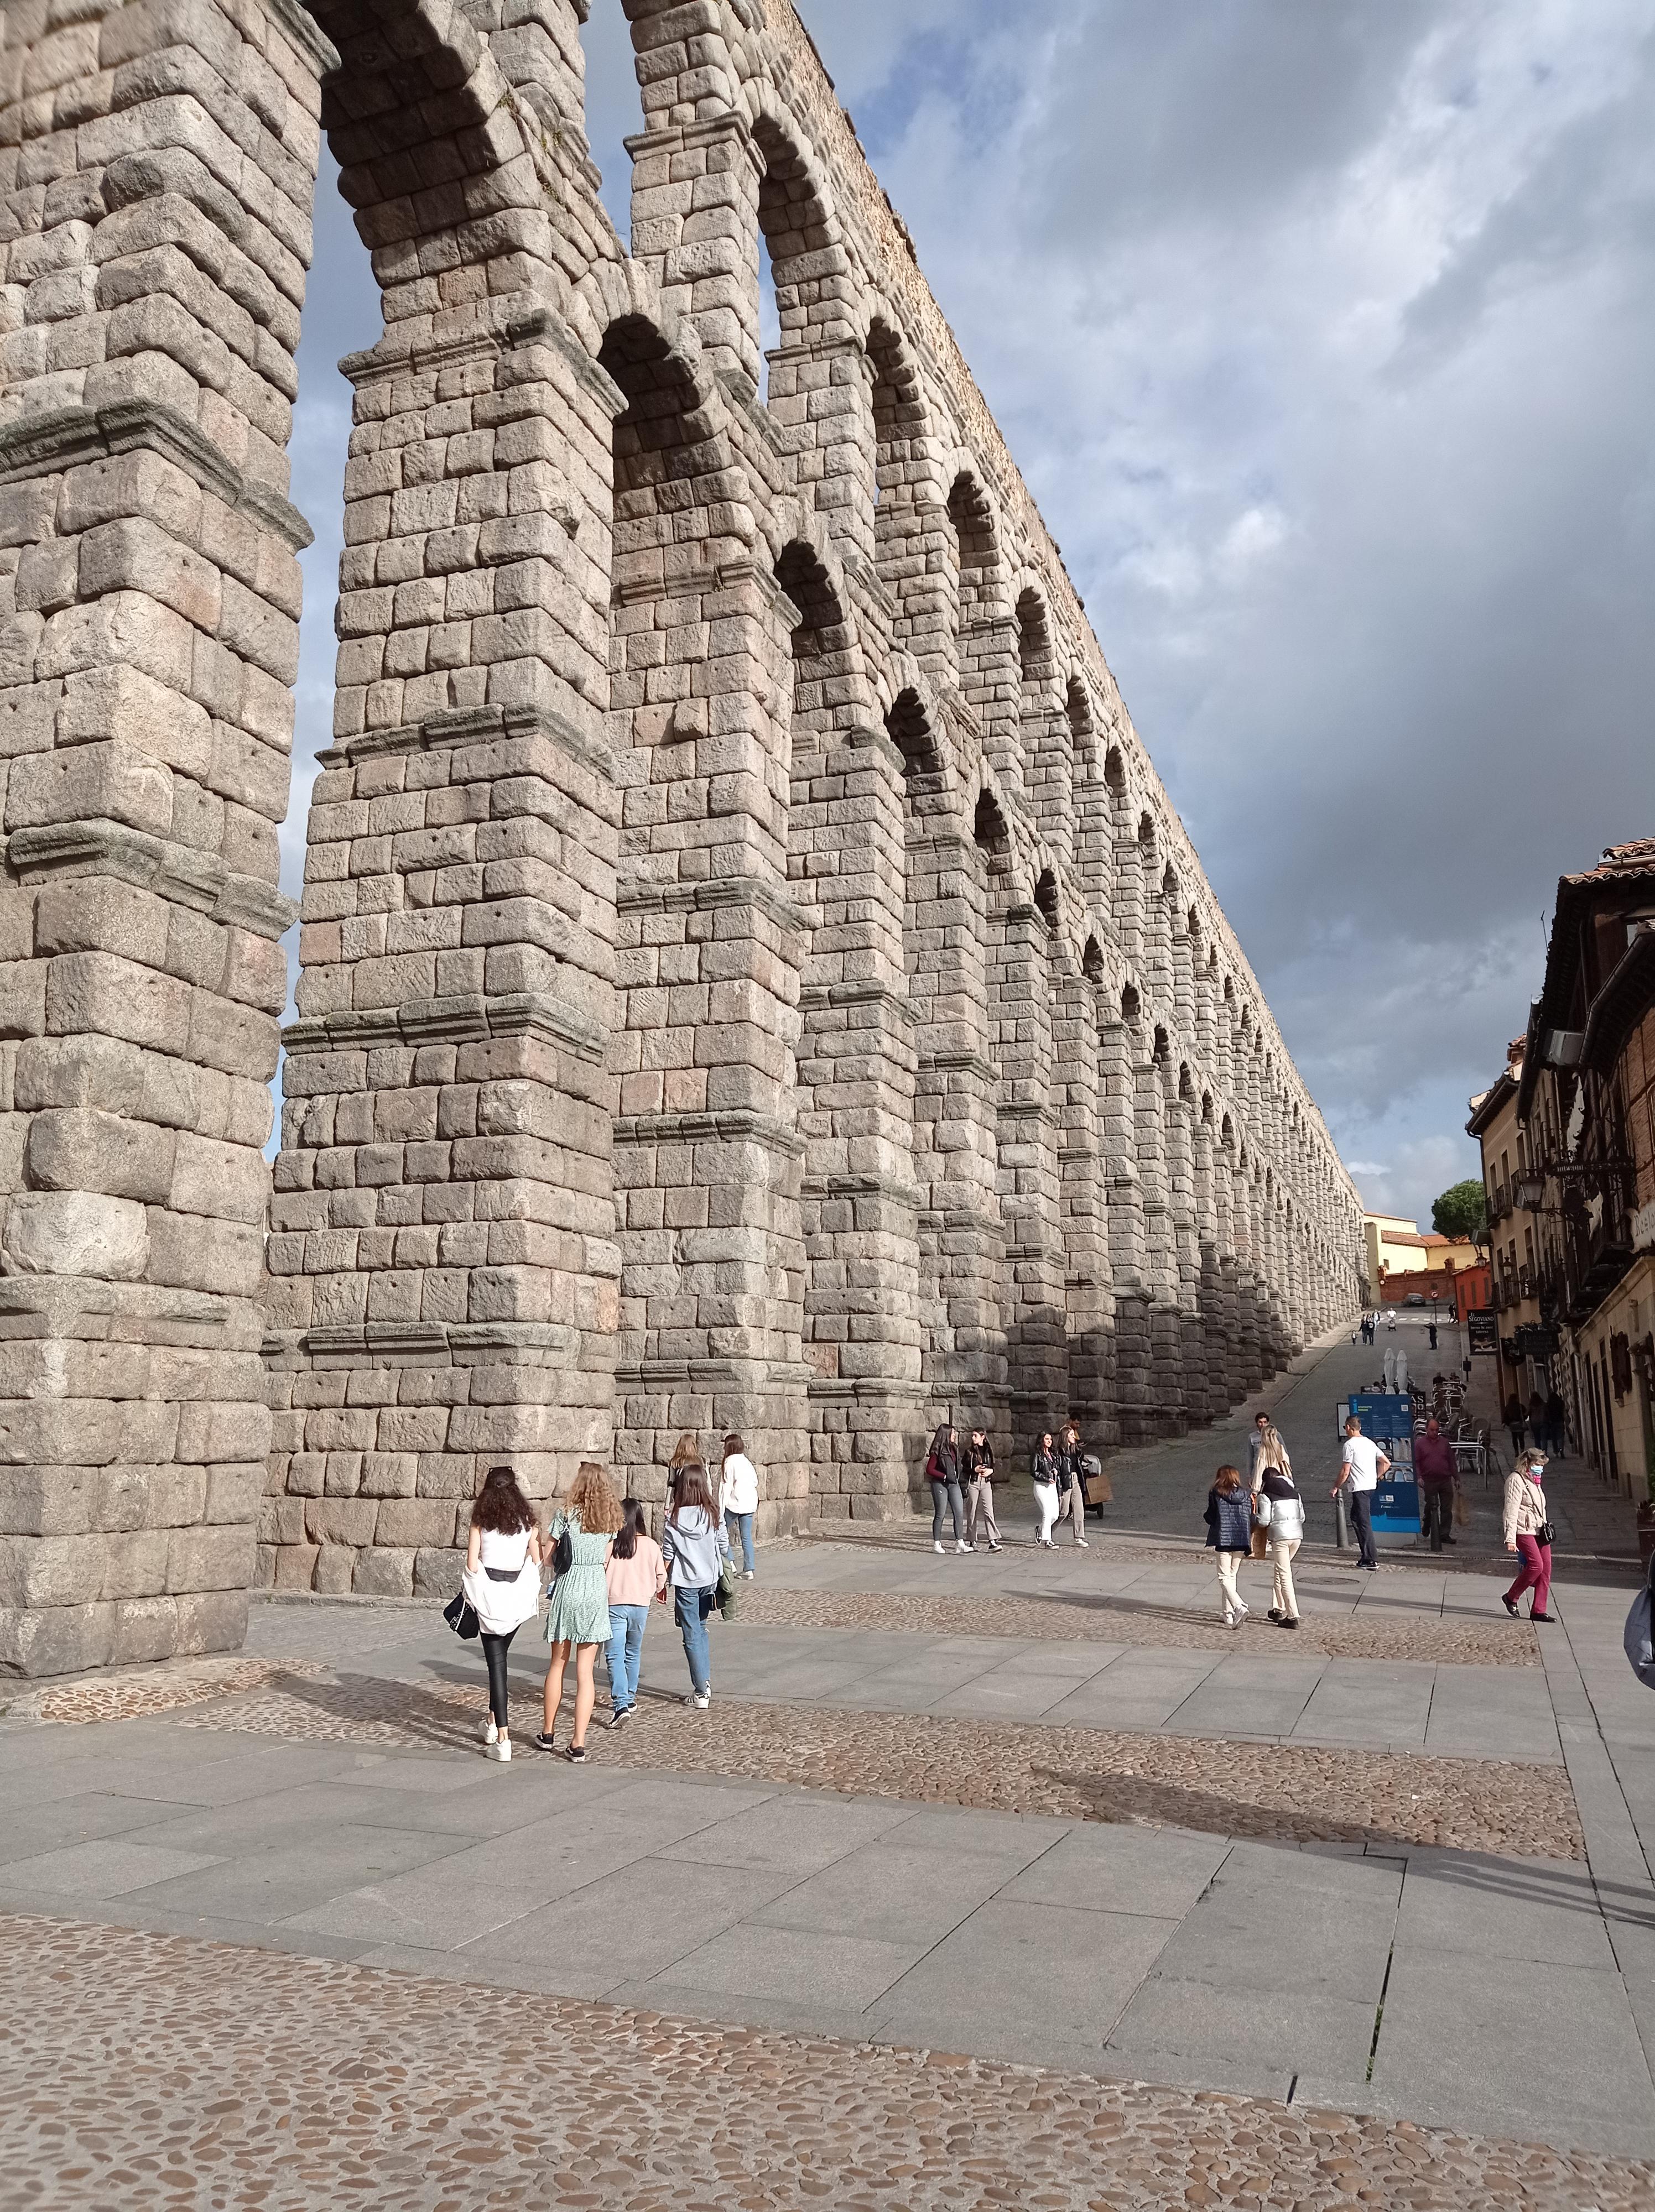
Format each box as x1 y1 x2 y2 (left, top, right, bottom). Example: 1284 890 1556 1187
0 0 1364 1676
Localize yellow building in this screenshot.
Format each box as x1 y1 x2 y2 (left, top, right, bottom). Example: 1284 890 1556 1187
1362 1215 1482 1290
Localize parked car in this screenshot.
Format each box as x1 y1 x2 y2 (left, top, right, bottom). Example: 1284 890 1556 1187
1404 1293 1425 1306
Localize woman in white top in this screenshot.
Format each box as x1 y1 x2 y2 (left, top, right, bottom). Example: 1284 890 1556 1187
718 1431 759 1579
462 1464 543 1762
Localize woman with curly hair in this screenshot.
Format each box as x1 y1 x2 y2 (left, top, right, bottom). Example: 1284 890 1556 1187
463 1464 543 1762
538 1462 624 1761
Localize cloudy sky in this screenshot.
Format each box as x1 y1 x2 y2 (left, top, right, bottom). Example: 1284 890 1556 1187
286 1 1655 1230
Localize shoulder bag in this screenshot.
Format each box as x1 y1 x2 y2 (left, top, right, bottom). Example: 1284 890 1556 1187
442 1589 478 1641
551 1517 574 1578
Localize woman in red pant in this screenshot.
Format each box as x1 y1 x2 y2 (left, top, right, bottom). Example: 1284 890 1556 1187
1502 1447 1554 1624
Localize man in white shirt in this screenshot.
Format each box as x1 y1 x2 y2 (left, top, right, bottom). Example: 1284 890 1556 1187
1331 1414 1389 1571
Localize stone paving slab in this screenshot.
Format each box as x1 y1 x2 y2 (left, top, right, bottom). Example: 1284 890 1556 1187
157 1672 1578 1858
4 1912 1652 2210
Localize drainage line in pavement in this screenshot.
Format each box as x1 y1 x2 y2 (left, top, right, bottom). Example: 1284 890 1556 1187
1366 1940 1396 2084
1286 2073 1299 2105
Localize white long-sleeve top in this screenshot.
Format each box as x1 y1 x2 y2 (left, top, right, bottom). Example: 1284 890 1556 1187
719 1453 758 1517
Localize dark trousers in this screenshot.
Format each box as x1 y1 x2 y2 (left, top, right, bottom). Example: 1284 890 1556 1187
1348 1490 1377 1568
480 1627 517 1729
1422 1485 1453 1552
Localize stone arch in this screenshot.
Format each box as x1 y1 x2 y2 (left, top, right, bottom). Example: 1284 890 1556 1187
866 314 947 661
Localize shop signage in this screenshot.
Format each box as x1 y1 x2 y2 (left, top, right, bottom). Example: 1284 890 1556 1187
1467 1310 1497 1354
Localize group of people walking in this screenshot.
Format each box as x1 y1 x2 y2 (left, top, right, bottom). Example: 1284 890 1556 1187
458 1432 762 1760
1505 1389 1568 1462
1204 1407 1558 1629
1204 1411 1308 1628
925 1418 1107 1552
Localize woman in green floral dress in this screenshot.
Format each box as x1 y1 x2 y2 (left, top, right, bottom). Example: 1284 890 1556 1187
537 1462 623 1760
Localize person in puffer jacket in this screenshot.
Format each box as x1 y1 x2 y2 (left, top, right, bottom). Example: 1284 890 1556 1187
1204 1464 1253 1629
1256 1464 1306 1629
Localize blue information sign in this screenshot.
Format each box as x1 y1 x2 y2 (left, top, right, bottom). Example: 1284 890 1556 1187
1346 1393 1419 1535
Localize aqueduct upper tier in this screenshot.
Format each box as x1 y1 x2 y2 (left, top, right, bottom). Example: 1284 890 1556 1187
0 0 1365 1672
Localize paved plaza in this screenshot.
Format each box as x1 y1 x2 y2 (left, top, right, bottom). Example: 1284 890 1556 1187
3 1318 1653 2208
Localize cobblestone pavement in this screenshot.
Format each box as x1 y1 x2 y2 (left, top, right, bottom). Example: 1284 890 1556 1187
734 1583 1542 1667
172 1670 1581 1858
2 1912 1647 2212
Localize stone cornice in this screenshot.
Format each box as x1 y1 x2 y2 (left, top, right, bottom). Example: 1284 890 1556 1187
797 978 917 1027
0 401 313 551
267 1319 584 1366
7 820 297 941
283 990 606 1065
617 871 802 937
615 1108 805 1159
322 702 613 784
799 1169 923 1209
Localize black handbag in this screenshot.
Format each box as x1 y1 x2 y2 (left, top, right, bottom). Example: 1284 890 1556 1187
551 1522 574 1578
1534 1520 1557 1547
443 1589 479 1640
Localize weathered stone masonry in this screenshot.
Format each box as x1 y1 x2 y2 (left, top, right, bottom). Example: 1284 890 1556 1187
0 0 1365 1674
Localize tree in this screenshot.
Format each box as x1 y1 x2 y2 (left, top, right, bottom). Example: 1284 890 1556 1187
1432 1179 1489 1250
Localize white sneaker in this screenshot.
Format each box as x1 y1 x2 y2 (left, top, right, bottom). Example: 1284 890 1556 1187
693 1692 711 1710
481 1717 498 1744
486 1738 512 1761
934 1540 945 1553
957 1541 973 1553
743 1569 754 1579
1076 1537 1090 1548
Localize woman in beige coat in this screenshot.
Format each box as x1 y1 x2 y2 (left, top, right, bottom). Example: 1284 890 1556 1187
1502 1447 1553 1623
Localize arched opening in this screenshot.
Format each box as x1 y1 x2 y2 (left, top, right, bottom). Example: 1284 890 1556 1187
1082 935 1105 984
578 3 643 243
1121 981 1141 1024
1034 868 1060 933
974 786 1011 867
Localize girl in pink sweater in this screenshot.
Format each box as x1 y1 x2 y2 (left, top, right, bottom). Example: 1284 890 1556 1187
604 1499 667 1728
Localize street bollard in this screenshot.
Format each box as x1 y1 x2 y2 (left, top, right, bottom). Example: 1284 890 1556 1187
1335 1489 1350 1550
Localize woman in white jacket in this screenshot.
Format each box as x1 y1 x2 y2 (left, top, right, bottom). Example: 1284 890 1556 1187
719 1432 759 1579
1254 1463 1306 1629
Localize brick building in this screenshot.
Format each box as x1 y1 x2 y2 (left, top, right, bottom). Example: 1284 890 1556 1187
1512 844 1655 1499
0 0 1365 1673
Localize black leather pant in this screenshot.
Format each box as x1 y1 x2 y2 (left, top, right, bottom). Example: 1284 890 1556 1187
481 1626 517 1728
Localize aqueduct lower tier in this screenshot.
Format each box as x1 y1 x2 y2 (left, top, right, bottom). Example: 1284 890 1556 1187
0 0 1365 1674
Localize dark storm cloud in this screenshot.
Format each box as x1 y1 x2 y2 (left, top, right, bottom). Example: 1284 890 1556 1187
795 0 1655 1228
281 6 1655 1229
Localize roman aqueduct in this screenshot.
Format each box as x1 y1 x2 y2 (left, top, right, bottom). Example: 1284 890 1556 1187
0 0 1365 1673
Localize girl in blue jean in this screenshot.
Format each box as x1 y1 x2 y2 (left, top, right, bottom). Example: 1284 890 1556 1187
603 1498 665 1728
660 1460 729 1710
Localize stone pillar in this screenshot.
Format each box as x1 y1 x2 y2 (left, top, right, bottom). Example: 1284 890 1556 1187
993 894 1065 1452
1057 972 1113 1444
0 0 331 1674
1165 1078 1204 1426
1103 1005 1150 1441
791 697 924 1519
266 300 626 1597
610 544 808 1532
911 825 1006 1438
